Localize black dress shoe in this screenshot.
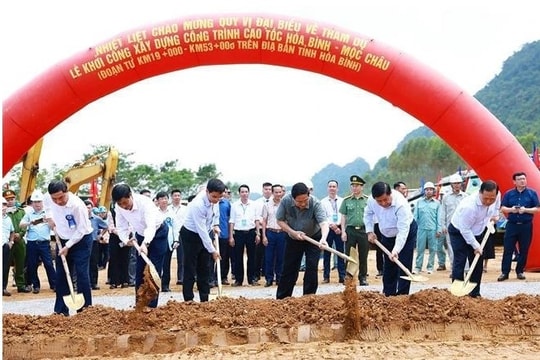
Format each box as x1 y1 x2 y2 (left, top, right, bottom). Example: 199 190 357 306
109 284 118 289
17 286 31 293
32 287 40 294
497 273 509 282
231 281 242 287
264 281 273 287
339 278 345 284
359 277 369 286
162 287 171 292
221 279 230 285
176 281 183 285
3 289 11 296
517 273 526 280
322 278 330 284
91 285 100 290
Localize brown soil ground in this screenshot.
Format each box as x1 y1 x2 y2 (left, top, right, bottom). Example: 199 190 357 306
3 247 540 359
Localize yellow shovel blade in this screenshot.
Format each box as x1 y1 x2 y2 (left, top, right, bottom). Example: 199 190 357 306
346 247 359 277
449 279 477 297
63 293 85 311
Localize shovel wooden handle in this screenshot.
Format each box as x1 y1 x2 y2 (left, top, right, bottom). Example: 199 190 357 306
373 239 416 277
302 234 357 264
462 221 495 284
213 233 223 297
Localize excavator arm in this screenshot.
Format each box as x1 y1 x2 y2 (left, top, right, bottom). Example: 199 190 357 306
63 147 119 209
18 138 44 204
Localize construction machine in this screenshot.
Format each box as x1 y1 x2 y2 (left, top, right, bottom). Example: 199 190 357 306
17 138 45 204
63 147 119 209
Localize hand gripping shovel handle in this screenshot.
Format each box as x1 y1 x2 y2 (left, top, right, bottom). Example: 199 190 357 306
213 233 223 297
302 234 357 264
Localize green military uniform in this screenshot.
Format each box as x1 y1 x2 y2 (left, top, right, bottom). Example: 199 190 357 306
339 175 369 285
3 190 28 292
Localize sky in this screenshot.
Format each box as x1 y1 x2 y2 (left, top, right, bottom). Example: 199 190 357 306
2 0 539 191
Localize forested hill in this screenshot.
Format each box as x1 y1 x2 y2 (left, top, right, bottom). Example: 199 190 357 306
311 40 539 198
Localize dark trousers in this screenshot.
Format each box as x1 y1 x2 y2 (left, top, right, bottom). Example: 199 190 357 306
26 240 56 290
3 244 10 290
181 227 212 302
135 223 168 308
264 230 286 283
374 223 384 272
162 247 173 289
380 220 417 297
276 233 322 299
89 241 100 286
449 223 483 297
255 240 265 280
233 229 257 284
98 242 109 268
54 234 92 315
501 222 532 275
108 233 129 286
175 237 184 283
323 228 345 280
218 237 232 281
345 227 369 279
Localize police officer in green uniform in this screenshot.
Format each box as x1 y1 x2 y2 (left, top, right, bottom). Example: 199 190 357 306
339 175 369 286
3 189 30 293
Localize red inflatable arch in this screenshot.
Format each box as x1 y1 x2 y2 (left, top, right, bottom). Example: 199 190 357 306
3 14 539 270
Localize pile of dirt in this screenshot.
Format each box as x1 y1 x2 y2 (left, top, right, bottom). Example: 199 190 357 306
4 288 539 339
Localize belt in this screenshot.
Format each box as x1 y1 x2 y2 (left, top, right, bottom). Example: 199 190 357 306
267 228 283 233
508 221 531 225
234 228 255 234
348 225 365 230
27 240 50 244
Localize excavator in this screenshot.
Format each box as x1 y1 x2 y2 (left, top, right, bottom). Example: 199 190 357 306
62 147 119 209
17 141 119 209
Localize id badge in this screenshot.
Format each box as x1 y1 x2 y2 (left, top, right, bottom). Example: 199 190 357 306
241 219 247 227
332 214 338 222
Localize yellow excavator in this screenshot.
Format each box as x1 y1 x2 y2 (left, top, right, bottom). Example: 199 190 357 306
18 138 45 205
63 147 119 209
18 141 119 209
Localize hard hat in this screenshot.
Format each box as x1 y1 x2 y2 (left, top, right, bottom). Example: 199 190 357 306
92 207 101 215
98 206 107 213
30 190 44 202
449 174 463 183
423 181 435 190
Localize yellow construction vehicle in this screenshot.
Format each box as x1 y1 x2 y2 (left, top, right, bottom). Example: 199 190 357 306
63 147 119 209
18 138 45 204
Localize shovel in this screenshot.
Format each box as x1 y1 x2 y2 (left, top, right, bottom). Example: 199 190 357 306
301 234 357 264
132 241 161 291
450 221 495 297
346 247 359 278
373 239 429 282
213 233 223 298
53 232 85 311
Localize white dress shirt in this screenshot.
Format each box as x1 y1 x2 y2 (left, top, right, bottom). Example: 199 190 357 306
115 193 164 245
364 189 414 254
44 192 93 248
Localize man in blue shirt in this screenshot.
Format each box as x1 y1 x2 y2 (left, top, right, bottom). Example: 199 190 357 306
498 172 540 281
19 190 56 294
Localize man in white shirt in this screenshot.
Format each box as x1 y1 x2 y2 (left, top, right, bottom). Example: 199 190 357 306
320 180 345 283
112 184 168 309
448 180 499 298
45 180 93 315
364 182 417 297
